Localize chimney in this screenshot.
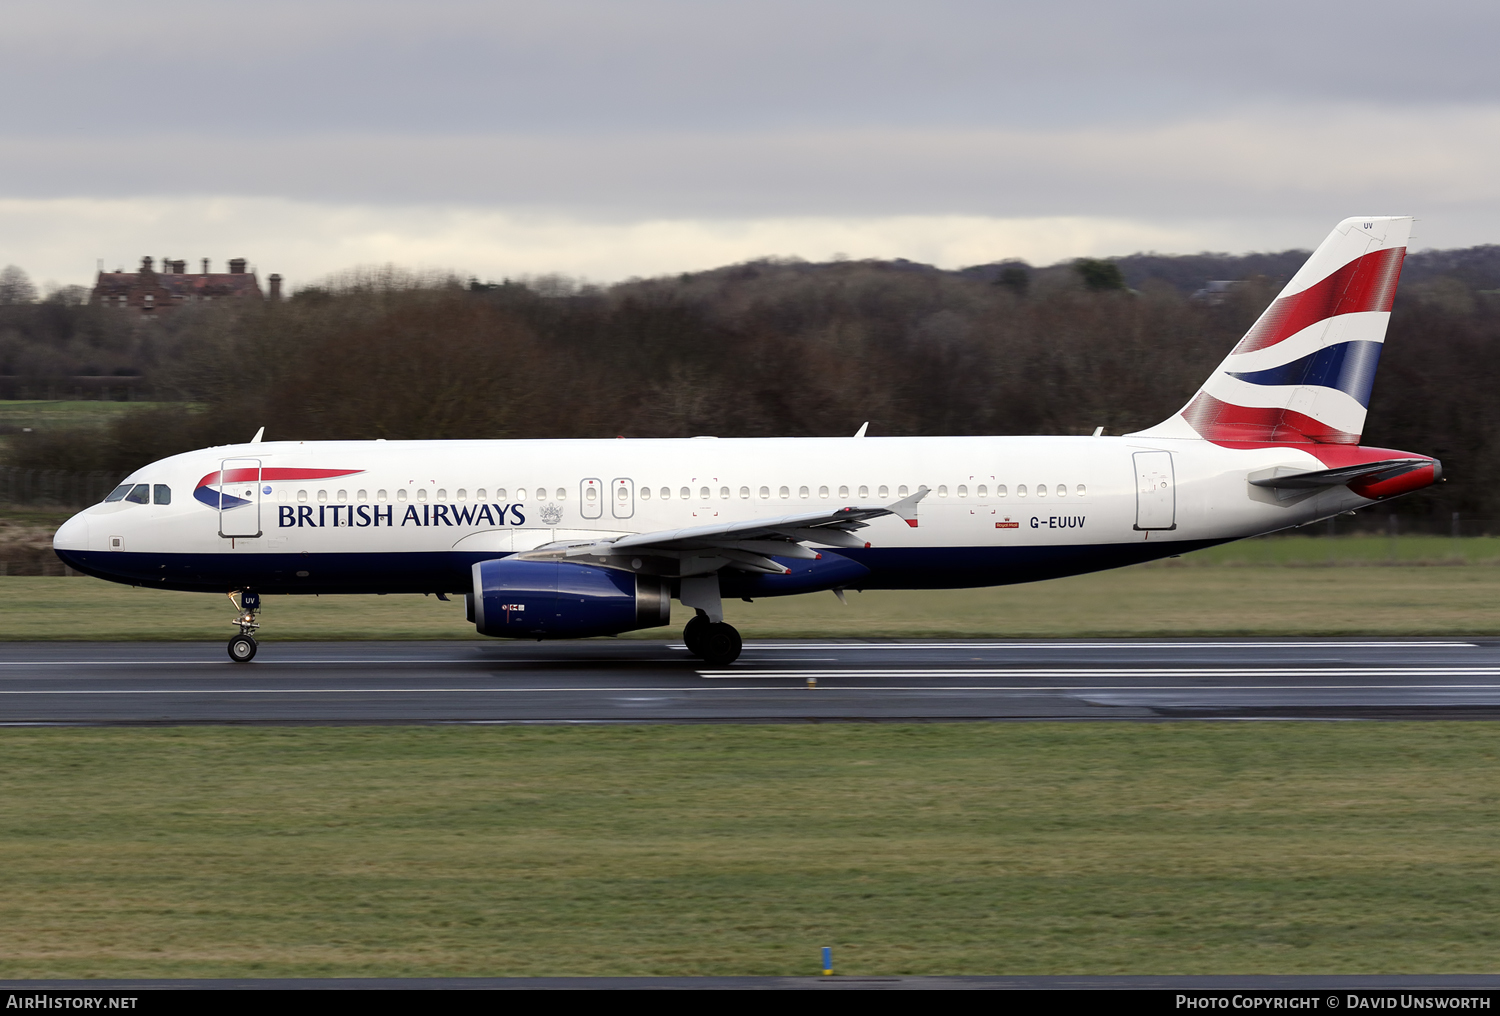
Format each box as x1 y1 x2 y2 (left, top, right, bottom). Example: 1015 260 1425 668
140 256 155 273
268 274 283 301
228 258 247 274
169 259 186 275
201 258 210 274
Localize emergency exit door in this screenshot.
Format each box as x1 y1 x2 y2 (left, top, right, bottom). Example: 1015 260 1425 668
218 457 262 538
1133 450 1175 531
611 477 634 519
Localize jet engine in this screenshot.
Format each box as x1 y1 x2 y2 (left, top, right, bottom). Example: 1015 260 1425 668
469 558 671 639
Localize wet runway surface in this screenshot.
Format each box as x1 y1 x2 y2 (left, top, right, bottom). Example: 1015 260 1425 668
3 637 1500 724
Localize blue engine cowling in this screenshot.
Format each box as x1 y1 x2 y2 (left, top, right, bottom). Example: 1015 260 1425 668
470 558 672 639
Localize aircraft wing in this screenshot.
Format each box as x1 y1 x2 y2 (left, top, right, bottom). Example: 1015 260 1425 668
522 488 928 575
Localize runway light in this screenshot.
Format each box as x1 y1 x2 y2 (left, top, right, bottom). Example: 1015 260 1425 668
822 946 832 976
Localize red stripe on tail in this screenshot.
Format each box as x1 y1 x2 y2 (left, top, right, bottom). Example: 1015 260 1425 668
1181 393 1360 445
1232 247 1404 354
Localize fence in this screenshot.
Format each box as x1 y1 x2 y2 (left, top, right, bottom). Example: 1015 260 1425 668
0 467 119 508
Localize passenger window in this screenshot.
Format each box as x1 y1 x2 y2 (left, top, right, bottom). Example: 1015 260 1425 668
338 490 348 502
838 486 849 498
818 486 829 498
1037 484 1047 498
957 485 968 498
779 486 790 499
997 485 1008 497
358 490 368 502
897 485 907 497
1057 484 1067 497
618 487 629 501
937 485 948 497
660 488 671 499
457 489 466 502
1077 484 1086 497
152 484 172 505
759 486 769 499
720 486 730 499
515 489 526 501
640 487 651 500
977 485 988 498
699 486 710 500
377 490 388 503
495 488 506 500
798 486 809 498
1017 485 1027 497
434 489 444 501
680 487 691 500
878 486 889 498
475 489 485 500
318 490 328 503
298 490 308 502
278 490 288 502
104 484 131 503
739 486 750 499
586 487 598 502
125 484 150 504
858 485 869 498
398 489 409 502
557 488 566 500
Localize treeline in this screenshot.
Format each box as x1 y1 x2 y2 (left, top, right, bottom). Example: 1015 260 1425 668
4 250 1500 526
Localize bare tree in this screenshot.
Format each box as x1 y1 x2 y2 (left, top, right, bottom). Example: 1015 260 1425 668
0 265 37 305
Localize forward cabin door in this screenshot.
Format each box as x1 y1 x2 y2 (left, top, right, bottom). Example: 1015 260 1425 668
1132 450 1176 531
218 457 262 538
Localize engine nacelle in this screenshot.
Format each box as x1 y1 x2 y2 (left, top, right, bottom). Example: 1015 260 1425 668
470 558 671 639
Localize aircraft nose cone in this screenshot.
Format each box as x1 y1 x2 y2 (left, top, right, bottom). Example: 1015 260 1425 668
53 513 89 552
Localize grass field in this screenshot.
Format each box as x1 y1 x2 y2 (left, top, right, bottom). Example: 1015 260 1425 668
2 534 1499 640
0 400 165 429
0 722 1496 977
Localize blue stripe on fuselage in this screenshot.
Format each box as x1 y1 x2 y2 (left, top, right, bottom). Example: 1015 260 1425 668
55 541 1230 596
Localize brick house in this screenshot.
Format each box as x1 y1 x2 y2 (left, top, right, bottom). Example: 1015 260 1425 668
91 257 282 314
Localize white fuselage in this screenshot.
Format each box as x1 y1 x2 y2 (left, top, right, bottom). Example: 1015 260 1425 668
54 434 1382 596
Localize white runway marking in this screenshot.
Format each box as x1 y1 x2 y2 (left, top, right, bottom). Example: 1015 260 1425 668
3 684 1500 695
698 667 1500 679
683 641 1479 651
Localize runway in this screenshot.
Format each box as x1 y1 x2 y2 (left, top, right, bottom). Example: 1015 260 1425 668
2 637 1500 724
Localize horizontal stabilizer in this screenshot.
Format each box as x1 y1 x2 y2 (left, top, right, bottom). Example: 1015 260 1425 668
1248 458 1432 489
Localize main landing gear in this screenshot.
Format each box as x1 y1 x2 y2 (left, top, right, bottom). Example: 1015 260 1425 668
683 612 742 666
227 589 261 663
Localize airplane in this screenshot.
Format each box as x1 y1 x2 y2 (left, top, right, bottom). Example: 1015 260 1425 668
53 216 1439 665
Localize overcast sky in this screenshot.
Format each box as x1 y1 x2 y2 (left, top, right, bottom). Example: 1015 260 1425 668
4 0 1498 288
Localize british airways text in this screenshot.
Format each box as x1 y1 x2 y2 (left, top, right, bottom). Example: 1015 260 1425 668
278 504 527 527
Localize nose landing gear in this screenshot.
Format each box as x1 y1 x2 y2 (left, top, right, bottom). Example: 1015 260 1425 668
227 589 261 663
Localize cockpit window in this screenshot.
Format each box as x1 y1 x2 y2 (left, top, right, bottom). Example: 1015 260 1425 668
104 484 132 503
124 484 150 504
153 484 171 505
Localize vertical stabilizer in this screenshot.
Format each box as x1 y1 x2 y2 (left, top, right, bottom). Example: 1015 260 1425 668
1132 216 1411 444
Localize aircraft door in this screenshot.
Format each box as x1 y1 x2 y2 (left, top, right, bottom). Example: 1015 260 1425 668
218 457 263 538
1132 450 1175 531
580 478 603 520
611 478 634 519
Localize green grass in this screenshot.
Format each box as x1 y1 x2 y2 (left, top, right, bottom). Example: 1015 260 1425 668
0 723 1496 977
4 536 1500 639
0 399 174 430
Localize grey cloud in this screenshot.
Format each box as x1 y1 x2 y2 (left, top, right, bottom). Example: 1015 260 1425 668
2 1 1498 137
2 109 1495 221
